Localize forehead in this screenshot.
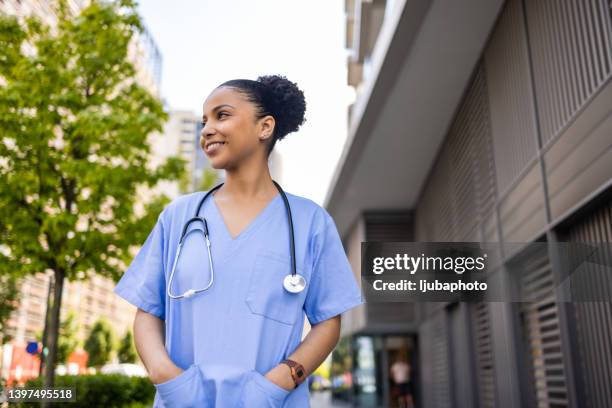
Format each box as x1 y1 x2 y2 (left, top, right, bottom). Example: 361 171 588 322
202 86 251 113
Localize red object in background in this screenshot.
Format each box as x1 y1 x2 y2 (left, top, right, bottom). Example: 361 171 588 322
67 349 89 374
6 344 40 386
5 343 89 385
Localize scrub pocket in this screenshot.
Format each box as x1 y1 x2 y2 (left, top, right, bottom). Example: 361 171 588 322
155 364 215 408
238 370 290 407
246 251 305 325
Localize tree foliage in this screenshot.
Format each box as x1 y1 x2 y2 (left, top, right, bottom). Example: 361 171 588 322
0 0 185 283
0 274 19 345
0 0 185 386
57 310 79 364
84 318 115 368
117 329 137 364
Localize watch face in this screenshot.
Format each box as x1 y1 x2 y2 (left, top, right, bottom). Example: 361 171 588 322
296 369 304 377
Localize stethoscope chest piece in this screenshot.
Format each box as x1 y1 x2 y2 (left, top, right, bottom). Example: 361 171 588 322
283 274 306 293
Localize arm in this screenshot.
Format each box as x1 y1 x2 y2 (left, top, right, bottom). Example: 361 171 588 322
265 315 341 391
133 308 183 384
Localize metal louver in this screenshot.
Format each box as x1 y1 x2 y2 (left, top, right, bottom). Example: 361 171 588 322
519 252 569 407
472 303 497 408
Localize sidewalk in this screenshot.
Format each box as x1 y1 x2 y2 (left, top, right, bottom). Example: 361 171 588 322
310 390 354 408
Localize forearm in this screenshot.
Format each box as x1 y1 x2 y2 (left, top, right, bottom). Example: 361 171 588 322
134 308 182 384
265 315 341 390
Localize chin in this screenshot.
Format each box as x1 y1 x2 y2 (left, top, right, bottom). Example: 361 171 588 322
208 157 230 170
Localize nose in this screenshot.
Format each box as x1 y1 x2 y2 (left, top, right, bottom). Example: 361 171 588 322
201 123 216 139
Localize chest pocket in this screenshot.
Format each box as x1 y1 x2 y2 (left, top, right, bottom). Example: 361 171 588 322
245 251 307 326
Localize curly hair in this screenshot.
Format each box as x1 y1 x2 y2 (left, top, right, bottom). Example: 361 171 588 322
217 75 307 155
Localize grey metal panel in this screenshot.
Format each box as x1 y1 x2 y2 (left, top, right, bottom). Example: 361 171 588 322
471 302 497 408
515 249 569 407
488 300 523 408
449 304 476 408
561 198 612 408
430 310 452 408
498 163 547 242
485 0 539 195
415 63 495 243
366 302 417 326
415 146 455 241
364 211 414 241
544 80 612 221
524 0 612 146
471 66 498 225
419 317 435 408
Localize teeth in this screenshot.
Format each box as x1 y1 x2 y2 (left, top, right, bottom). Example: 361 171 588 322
207 142 224 151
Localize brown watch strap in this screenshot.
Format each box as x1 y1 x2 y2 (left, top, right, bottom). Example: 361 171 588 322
281 359 306 388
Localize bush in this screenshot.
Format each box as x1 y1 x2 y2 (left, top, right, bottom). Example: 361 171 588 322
19 374 155 407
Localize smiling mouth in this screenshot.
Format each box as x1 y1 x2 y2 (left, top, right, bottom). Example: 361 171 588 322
205 141 225 154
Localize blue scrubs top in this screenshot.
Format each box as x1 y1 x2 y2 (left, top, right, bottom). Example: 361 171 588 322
114 190 364 407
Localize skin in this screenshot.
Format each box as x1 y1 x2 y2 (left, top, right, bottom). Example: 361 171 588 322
134 86 342 392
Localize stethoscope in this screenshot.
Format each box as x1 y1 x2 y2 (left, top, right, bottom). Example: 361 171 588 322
167 181 307 299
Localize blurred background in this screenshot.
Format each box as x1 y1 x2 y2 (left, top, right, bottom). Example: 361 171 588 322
1 0 612 407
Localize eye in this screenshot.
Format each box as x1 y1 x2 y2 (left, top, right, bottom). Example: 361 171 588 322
201 112 228 127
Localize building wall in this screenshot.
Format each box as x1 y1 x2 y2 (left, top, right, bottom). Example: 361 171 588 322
413 0 612 407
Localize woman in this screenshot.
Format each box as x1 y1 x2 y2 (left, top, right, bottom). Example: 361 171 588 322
114 75 364 407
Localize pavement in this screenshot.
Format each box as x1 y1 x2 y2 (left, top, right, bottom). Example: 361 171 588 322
309 390 354 408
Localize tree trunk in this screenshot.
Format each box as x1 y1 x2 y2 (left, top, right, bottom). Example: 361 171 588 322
39 274 55 376
42 268 65 407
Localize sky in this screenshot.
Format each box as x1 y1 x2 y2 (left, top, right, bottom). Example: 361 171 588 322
136 0 356 205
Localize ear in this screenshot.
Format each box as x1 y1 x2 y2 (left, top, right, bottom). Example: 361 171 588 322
259 115 276 142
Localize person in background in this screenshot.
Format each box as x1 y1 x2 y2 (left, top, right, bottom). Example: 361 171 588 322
390 351 413 408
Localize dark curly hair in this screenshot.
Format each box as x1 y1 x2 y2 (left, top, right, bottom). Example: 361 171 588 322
217 75 307 156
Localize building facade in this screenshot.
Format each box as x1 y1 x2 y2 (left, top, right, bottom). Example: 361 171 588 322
331 0 612 407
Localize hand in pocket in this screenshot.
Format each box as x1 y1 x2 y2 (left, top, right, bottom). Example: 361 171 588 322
155 364 216 407
238 370 290 408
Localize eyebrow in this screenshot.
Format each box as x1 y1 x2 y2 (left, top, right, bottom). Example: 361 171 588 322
202 104 235 119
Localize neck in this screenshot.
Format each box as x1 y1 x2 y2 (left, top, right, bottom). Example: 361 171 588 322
220 155 277 201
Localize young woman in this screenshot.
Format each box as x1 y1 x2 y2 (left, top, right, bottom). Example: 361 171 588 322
114 75 363 407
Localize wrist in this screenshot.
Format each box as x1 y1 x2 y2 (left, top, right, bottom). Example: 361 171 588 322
149 359 182 385
280 359 306 388
265 364 295 391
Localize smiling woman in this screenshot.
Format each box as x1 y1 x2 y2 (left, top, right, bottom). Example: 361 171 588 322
114 74 364 408
200 75 306 170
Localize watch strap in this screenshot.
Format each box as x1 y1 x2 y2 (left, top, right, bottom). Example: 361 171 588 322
281 359 306 388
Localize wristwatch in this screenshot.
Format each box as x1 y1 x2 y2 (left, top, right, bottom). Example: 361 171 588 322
281 359 306 388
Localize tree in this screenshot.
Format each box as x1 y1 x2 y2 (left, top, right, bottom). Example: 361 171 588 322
0 274 19 345
84 319 115 368
117 329 137 364
57 310 79 364
0 0 185 388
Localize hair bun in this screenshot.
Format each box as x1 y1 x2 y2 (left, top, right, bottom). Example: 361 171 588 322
257 75 306 140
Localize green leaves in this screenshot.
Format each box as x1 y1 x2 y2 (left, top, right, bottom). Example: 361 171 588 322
84 318 115 368
0 0 185 284
118 329 137 364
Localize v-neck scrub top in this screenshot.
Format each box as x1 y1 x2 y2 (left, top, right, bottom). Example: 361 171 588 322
114 190 364 407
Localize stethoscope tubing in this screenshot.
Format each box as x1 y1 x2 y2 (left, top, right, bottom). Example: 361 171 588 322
167 181 298 300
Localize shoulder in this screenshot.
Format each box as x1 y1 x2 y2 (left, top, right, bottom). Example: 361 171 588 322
159 191 205 221
282 191 339 244
283 192 332 224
